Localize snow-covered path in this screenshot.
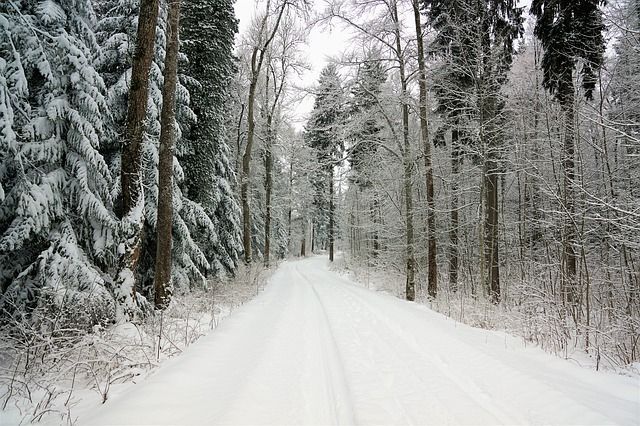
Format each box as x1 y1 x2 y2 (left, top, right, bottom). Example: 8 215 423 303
84 256 639 425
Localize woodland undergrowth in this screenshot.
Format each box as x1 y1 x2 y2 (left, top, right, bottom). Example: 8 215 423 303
0 263 270 425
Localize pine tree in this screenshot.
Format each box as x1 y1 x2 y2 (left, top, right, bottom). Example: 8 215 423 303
346 57 386 259
348 59 385 188
180 0 242 276
306 64 344 261
531 0 606 307
0 0 117 328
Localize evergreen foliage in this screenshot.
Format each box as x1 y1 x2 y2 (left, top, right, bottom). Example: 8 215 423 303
0 0 117 327
347 58 386 188
531 0 606 101
180 0 242 277
305 64 343 250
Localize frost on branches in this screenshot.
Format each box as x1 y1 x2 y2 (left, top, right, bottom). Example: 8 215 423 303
0 0 117 329
0 0 243 329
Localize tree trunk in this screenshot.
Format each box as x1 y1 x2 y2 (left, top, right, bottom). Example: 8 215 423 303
391 0 416 301
370 195 380 258
117 0 160 316
412 0 437 299
287 157 294 255
449 129 461 291
264 126 273 267
153 0 181 310
484 156 500 303
241 75 257 263
329 167 335 262
560 84 578 307
240 0 288 264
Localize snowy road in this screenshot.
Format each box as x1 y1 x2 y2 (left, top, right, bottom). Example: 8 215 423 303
85 256 639 425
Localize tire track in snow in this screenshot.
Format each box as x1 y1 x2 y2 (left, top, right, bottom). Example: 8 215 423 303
291 263 356 425
319 277 526 425
321 265 624 425
307 267 515 425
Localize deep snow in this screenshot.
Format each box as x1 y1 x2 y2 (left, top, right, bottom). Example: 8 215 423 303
81 256 639 425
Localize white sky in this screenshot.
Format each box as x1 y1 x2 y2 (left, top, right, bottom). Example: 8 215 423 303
233 0 350 129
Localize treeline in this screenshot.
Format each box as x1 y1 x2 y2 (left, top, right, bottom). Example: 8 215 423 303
0 0 242 329
228 0 639 366
1 0 638 367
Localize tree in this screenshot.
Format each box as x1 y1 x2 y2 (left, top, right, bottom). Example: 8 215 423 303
117 0 160 317
241 0 291 263
154 0 181 309
412 0 438 298
96 0 213 307
427 0 522 303
347 56 386 260
0 0 117 327
259 15 306 266
306 64 344 262
180 0 242 276
531 0 606 307
426 0 475 292
325 0 418 300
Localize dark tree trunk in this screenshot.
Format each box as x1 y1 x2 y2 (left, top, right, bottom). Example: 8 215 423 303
241 75 257 263
391 0 416 301
240 0 288 264
264 126 273 267
412 0 437 299
153 0 181 310
449 129 461 291
370 195 380 258
287 160 293 254
560 82 578 307
484 157 500 303
117 0 160 315
329 168 335 262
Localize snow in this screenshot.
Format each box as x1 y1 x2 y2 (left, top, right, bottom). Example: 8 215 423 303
82 256 639 425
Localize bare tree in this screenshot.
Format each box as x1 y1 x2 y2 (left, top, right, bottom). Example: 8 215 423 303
241 0 292 263
412 0 438 298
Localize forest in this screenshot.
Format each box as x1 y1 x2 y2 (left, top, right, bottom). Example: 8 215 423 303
0 0 639 422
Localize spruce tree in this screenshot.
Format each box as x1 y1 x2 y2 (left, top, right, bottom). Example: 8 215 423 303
96 0 217 309
306 64 344 261
531 0 606 307
180 0 242 277
0 0 117 328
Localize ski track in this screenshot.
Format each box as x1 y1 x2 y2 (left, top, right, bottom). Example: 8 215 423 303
82 256 640 426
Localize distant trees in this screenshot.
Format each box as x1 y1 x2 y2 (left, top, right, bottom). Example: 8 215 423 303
240 0 292 263
306 65 344 262
346 58 386 261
